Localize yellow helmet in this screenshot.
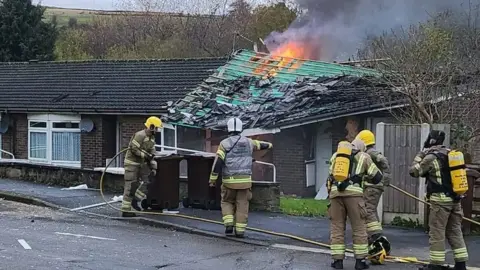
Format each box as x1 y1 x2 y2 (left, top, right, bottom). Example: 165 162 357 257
145 116 163 131
368 241 387 265
356 130 375 146
369 248 387 265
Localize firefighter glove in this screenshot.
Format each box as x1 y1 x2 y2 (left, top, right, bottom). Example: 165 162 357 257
145 152 154 161
150 169 156 177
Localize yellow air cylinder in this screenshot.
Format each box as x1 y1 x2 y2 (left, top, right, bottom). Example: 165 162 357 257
332 141 353 182
448 150 468 196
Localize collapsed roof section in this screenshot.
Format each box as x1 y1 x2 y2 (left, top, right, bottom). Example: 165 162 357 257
167 49 403 130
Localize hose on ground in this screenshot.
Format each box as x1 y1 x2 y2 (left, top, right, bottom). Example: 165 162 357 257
98 149 480 266
388 184 480 227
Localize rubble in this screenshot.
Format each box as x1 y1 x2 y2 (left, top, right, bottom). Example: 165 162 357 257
163 49 404 129
166 73 402 130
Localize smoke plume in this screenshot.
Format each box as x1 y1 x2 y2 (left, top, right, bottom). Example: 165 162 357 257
264 0 476 61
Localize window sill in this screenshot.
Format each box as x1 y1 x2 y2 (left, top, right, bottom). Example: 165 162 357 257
0 159 81 169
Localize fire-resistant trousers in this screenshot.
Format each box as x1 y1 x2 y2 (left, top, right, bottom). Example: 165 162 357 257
220 185 252 236
428 202 468 265
364 187 384 237
121 164 151 212
329 196 369 260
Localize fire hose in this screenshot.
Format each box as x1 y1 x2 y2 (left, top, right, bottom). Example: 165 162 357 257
99 148 478 267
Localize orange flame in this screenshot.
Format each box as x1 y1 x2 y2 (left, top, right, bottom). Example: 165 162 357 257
252 40 318 78
271 41 309 59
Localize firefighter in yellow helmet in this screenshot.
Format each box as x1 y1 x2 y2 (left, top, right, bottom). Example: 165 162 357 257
120 116 163 217
327 139 383 270
409 130 468 270
355 130 392 257
209 117 272 238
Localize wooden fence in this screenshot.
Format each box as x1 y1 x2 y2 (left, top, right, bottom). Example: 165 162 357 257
462 164 480 235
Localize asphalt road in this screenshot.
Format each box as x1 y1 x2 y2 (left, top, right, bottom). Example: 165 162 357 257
0 199 420 270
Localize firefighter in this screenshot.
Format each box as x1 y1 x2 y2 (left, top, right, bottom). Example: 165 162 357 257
328 139 383 270
120 116 162 217
409 130 468 270
209 117 272 238
355 130 392 254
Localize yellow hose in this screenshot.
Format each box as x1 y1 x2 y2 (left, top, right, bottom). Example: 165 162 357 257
99 149 468 266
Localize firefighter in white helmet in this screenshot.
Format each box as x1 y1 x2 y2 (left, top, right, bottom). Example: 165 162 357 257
209 117 273 238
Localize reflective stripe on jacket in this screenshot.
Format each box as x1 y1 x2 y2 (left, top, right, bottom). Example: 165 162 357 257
409 145 453 203
124 129 157 170
209 135 273 189
328 151 383 198
364 147 392 188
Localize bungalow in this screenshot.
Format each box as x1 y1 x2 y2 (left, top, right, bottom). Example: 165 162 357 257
165 49 407 197
0 57 228 171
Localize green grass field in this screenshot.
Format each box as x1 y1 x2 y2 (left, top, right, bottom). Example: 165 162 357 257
43 7 104 26
280 196 329 217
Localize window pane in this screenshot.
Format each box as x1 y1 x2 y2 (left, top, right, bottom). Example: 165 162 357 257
155 132 162 150
29 132 47 159
29 121 47 128
53 122 79 129
52 132 81 161
164 128 175 147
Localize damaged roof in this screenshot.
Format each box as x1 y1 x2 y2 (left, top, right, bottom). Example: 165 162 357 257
167 49 402 129
0 57 227 114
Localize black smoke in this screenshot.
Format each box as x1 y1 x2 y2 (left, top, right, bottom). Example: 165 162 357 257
264 0 477 61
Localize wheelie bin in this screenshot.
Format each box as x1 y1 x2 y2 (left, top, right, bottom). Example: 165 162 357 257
182 155 221 210
146 155 184 211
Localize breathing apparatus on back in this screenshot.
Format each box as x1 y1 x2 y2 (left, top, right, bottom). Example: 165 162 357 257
331 139 364 191
424 130 468 199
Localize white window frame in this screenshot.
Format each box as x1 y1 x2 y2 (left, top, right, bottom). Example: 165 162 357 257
27 114 81 168
156 123 177 154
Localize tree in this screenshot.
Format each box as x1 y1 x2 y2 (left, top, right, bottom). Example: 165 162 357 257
0 0 57 61
55 28 92 60
358 8 480 154
250 2 297 42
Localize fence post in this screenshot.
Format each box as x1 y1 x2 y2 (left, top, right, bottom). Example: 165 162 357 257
375 122 386 224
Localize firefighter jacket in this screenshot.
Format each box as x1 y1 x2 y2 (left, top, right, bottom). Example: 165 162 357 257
124 130 157 170
327 151 383 199
364 147 392 189
209 135 272 189
408 145 454 203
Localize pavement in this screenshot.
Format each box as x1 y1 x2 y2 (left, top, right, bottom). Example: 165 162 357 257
4 199 420 270
1 178 480 269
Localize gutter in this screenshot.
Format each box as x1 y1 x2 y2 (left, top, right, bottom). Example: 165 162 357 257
1 107 169 115
277 101 408 130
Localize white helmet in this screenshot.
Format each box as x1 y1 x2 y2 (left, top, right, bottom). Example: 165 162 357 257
227 117 243 133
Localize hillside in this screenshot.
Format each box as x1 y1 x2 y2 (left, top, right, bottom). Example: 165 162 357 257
44 7 111 26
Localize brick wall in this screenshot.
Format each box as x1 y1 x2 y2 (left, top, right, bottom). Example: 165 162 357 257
119 116 146 150
80 115 117 169
2 113 28 159
81 115 104 169
273 126 316 197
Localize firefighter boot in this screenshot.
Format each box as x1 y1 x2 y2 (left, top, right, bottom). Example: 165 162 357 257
330 260 343 269
131 198 142 211
225 226 234 236
454 262 466 270
355 259 369 270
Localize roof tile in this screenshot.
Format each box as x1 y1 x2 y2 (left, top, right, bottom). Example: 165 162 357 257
167 50 402 129
0 57 228 113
